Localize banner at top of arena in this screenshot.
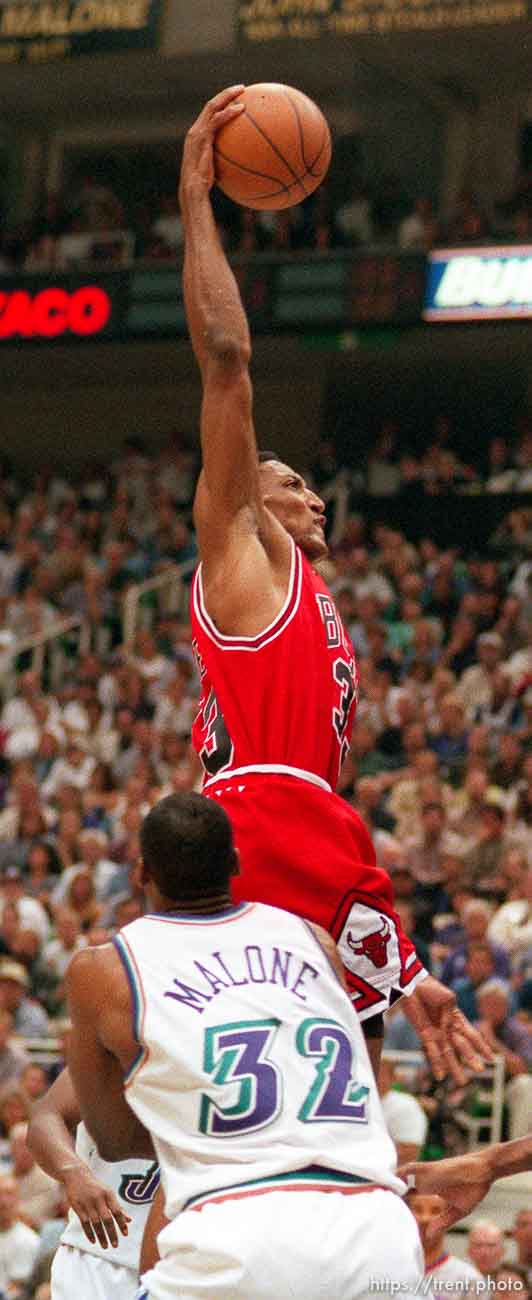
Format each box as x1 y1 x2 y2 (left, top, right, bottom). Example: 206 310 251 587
237 0 526 39
0 0 162 63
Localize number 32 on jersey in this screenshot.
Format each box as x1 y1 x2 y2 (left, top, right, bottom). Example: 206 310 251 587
199 1017 369 1137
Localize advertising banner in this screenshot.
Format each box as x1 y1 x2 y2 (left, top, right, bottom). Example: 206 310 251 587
237 0 526 42
424 246 532 321
0 0 162 64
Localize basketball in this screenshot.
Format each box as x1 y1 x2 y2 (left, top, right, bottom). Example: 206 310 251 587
214 83 332 211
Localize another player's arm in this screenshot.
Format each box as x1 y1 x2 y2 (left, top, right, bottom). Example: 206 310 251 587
399 1134 532 1242
27 1067 131 1250
66 946 155 1163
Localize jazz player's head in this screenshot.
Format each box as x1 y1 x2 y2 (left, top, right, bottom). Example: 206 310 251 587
139 792 239 912
258 451 328 562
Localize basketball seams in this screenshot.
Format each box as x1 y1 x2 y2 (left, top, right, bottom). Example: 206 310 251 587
214 83 331 209
241 106 310 200
281 89 309 175
307 123 331 178
214 144 294 194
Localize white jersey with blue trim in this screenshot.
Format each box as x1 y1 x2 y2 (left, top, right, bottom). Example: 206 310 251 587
114 901 403 1222
60 1121 160 1268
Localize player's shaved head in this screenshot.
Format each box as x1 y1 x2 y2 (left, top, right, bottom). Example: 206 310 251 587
140 792 237 902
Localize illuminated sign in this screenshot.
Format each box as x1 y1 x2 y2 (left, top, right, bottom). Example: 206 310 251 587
0 0 161 63
424 246 532 321
0 285 112 339
237 0 526 40
0 256 426 346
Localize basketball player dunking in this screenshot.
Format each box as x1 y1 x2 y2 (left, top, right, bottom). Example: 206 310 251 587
180 86 489 1080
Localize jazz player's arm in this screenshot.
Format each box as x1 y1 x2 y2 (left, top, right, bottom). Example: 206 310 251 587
399 1134 532 1243
27 1067 131 1250
140 1183 168 1275
66 944 155 1164
180 87 292 633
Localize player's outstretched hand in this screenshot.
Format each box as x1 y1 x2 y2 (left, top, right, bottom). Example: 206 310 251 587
398 1150 493 1242
62 1164 131 1249
404 975 493 1085
179 86 245 198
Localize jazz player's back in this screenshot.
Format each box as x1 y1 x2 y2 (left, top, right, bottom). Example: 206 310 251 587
115 900 401 1217
191 537 358 790
117 901 423 1300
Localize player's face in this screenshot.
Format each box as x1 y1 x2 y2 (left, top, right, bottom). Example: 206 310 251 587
259 461 327 560
408 1193 444 1254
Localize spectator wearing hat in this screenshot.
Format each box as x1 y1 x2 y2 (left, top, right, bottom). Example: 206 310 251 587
0 960 49 1040
0 1172 39 1296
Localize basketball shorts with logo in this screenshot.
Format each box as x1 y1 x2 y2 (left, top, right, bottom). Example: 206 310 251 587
137 1182 424 1300
51 1244 139 1300
211 773 426 1020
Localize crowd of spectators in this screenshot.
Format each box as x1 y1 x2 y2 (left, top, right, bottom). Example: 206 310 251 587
0 427 529 1295
1 149 532 274
313 420 532 502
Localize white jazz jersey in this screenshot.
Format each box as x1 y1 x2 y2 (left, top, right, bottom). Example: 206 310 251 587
114 901 403 1222
60 1121 160 1268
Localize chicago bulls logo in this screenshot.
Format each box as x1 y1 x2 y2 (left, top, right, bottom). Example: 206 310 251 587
346 918 390 969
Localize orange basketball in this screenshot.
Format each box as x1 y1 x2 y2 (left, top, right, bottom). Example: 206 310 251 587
214 83 332 211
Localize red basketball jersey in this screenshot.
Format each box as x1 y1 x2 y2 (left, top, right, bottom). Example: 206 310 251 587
191 538 359 790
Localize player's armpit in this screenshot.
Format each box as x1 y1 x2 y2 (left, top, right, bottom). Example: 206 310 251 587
140 1183 168 1275
307 922 349 992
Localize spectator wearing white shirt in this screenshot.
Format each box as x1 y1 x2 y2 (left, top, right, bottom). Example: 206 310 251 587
0 867 50 947
151 194 183 253
40 738 95 801
51 828 119 906
0 1173 39 1296
1 671 61 762
488 864 532 957
153 667 197 737
41 908 87 982
379 1057 428 1163
9 1123 61 1230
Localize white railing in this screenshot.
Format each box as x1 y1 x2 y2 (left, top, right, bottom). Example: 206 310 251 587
383 1049 505 1149
1 616 91 700
121 559 196 646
